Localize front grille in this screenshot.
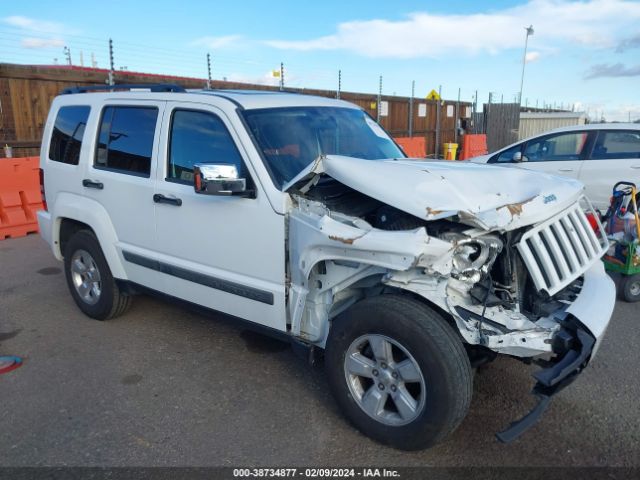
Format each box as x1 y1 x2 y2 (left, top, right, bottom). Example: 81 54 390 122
516 198 608 296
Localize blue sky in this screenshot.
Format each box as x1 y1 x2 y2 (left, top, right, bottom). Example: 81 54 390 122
1 0 639 121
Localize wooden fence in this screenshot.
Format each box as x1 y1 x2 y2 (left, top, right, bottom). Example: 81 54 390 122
0 63 471 158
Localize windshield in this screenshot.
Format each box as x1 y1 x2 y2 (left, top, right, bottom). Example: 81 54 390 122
242 107 405 188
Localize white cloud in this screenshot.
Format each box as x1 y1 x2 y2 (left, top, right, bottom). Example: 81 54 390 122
3 15 74 51
3 15 66 34
264 0 640 58
191 35 244 50
525 51 541 63
21 37 65 49
570 100 640 122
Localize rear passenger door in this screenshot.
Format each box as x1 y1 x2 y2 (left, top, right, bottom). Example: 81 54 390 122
83 100 165 288
151 102 287 332
578 130 640 210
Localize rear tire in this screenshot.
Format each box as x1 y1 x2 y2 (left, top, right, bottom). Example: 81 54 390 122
63 230 131 320
325 295 472 450
621 274 640 302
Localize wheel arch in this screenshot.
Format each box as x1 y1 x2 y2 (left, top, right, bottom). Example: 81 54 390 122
298 257 461 350
52 192 127 279
379 286 461 335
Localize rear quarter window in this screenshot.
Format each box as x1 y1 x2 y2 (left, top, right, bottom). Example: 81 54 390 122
48 105 91 165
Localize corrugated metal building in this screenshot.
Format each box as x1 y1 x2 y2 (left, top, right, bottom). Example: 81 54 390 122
518 112 587 140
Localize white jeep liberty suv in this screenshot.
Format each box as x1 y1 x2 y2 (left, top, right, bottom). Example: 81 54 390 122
38 84 616 450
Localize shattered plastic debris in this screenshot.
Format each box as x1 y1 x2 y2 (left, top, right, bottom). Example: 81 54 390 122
0 356 23 375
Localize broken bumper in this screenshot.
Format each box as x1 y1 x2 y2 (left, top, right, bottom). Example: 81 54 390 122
496 260 615 443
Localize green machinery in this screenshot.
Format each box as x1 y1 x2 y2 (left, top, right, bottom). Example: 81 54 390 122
602 182 640 302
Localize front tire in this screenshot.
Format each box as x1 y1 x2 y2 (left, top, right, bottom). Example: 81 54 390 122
325 295 472 451
63 230 131 320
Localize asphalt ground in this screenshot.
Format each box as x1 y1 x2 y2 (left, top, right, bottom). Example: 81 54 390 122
0 235 638 467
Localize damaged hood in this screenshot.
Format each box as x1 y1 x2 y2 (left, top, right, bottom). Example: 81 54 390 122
286 155 585 231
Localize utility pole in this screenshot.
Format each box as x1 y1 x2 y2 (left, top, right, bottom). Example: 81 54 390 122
279 62 284 91
487 92 494 137
474 89 478 118
408 80 415 137
518 25 534 105
337 69 341 99
63 46 72 66
108 38 114 86
79 51 84 67
454 87 460 144
435 85 442 158
91 52 97 68
206 53 212 89
377 75 382 122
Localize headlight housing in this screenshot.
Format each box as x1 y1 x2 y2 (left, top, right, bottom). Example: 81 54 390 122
442 234 503 283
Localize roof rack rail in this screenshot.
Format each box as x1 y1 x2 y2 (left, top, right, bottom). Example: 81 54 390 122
60 84 186 95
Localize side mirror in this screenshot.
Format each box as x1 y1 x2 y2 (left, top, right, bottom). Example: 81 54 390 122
193 163 248 196
512 151 527 162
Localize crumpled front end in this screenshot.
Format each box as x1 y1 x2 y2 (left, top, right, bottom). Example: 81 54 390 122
384 197 613 357
287 188 615 442
288 191 613 355
382 197 615 441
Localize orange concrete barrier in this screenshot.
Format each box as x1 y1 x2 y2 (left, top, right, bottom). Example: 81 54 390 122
0 157 43 239
459 134 488 160
394 137 426 158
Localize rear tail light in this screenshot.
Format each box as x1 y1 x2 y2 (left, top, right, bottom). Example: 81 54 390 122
39 168 48 211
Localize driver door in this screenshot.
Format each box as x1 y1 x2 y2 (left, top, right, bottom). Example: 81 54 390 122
151 101 287 331
517 130 593 180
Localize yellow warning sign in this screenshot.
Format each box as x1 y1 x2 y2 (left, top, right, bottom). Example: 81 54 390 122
370 102 377 110
426 89 441 100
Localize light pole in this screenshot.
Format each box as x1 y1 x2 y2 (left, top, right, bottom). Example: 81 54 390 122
518 25 534 105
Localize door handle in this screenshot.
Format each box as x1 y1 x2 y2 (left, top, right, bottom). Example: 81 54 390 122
558 168 574 172
153 193 182 206
631 165 640 170
82 179 104 189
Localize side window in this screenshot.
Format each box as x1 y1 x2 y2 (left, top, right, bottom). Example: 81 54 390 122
591 131 640 160
95 106 158 176
168 109 247 184
523 132 588 162
48 106 91 165
490 144 522 163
